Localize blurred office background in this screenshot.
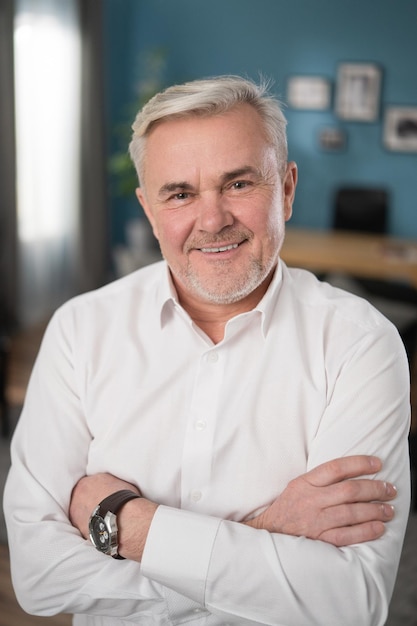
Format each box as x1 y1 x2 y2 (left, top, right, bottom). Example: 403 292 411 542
0 0 417 624
1 0 417 331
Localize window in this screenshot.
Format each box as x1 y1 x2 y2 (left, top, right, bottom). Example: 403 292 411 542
14 0 81 325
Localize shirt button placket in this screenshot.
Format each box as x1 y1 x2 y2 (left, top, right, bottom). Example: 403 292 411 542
181 348 222 509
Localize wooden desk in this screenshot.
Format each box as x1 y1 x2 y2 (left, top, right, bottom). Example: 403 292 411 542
281 227 417 289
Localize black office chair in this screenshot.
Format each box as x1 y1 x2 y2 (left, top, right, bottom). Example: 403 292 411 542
329 186 417 359
333 188 388 234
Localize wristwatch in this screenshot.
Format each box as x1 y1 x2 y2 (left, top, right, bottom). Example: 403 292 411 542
88 489 141 559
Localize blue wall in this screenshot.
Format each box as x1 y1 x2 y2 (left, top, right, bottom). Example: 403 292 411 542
103 0 417 244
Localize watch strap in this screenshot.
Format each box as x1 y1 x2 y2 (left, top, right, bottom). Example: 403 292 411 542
97 489 141 517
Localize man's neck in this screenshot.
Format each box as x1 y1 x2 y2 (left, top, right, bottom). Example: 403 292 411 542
174 276 274 344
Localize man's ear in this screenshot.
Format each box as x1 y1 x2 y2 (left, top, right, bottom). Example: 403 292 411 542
283 161 297 222
135 188 159 239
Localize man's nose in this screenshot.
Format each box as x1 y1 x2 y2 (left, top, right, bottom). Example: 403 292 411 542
196 191 234 233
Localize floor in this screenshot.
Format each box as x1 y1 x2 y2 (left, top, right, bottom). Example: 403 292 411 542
0 320 416 625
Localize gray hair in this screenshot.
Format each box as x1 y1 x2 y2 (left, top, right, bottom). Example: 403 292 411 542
128 75 288 187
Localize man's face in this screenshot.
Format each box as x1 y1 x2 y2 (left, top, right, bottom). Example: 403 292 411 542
137 104 297 308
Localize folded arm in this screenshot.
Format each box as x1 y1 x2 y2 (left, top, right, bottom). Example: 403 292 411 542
70 454 397 561
68 452 404 626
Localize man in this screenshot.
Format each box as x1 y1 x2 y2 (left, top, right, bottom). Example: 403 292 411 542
4 76 410 625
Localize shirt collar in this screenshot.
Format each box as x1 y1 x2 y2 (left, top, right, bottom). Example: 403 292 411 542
253 261 283 338
158 264 181 327
158 260 284 338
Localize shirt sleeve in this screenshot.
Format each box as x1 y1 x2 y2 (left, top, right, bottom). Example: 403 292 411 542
141 321 411 626
3 309 170 622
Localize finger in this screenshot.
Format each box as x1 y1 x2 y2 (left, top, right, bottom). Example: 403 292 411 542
320 501 395 532
319 520 386 547
306 455 382 487
321 478 397 507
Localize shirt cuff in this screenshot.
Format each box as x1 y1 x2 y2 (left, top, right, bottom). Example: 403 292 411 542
141 505 222 605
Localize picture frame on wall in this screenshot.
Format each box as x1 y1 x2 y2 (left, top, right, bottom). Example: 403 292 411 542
335 63 382 122
318 126 347 152
287 76 331 110
383 107 417 152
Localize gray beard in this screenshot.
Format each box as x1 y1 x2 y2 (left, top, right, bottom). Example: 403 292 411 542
174 256 274 305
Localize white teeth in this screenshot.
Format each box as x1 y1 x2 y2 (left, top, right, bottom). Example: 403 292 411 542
200 243 239 253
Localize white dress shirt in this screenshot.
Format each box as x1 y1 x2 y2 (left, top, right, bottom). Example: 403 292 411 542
4 259 410 626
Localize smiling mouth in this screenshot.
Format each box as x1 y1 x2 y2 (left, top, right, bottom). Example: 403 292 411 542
199 243 240 254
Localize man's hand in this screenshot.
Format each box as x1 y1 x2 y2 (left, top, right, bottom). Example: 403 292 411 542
244 455 396 546
69 473 158 561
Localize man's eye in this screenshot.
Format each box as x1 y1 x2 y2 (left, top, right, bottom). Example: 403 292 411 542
224 180 254 194
165 192 191 204
232 181 249 189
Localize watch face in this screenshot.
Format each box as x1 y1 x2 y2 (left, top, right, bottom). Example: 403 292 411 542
88 508 119 556
89 514 111 553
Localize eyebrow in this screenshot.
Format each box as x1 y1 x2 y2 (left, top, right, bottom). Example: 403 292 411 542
157 166 262 198
220 166 261 185
158 181 195 198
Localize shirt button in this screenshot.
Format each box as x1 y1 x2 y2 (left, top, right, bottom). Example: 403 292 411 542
195 420 207 431
207 351 218 363
190 490 202 502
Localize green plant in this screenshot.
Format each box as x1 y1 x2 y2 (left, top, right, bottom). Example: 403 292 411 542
109 47 168 197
